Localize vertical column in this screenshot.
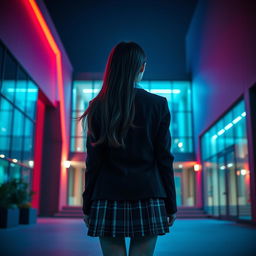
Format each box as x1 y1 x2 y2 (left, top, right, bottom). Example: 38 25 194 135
39 101 63 216
31 94 45 212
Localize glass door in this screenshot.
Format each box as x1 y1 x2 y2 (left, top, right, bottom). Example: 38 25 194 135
206 163 214 215
226 148 238 217
218 154 227 216
217 146 238 218
67 164 84 206
174 176 182 206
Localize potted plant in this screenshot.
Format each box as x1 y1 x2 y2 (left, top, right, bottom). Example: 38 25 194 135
10 179 37 225
0 180 19 228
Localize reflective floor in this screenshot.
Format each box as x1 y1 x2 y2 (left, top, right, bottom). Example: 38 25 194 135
0 217 256 256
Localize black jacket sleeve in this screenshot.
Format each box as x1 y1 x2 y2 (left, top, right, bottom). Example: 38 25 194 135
154 97 177 215
82 121 105 215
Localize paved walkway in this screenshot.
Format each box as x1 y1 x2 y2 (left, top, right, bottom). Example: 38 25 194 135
0 218 256 255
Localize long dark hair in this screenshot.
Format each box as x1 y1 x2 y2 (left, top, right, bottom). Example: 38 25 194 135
75 41 147 148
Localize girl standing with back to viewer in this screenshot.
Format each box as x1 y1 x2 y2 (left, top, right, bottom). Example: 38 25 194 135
77 41 177 256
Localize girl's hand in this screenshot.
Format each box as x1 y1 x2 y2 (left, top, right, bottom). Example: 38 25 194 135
167 213 176 227
83 214 90 228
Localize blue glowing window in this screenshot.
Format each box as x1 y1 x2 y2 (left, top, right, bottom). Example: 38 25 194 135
71 80 193 153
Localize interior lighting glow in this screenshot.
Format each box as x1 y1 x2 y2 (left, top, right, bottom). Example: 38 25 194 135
28 160 34 168
217 129 225 136
64 160 71 168
83 88 100 93
232 116 242 124
150 89 180 94
7 88 38 93
212 134 218 140
194 164 201 171
224 123 233 130
241 169 247 175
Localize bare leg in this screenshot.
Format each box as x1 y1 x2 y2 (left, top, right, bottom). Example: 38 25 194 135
128 235 158 256
99 236 127 256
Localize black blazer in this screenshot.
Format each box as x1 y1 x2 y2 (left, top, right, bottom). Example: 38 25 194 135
82 85 177 216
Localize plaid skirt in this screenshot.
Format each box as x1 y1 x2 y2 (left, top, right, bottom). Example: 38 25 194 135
86 198 170 237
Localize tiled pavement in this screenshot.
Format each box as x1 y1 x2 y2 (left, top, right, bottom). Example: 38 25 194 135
0 218 256 256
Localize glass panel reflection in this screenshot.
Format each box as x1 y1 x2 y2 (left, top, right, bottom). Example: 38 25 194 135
1 52 17 103
218 154 227 215
26 80 38 120
172 81 191 111
9 162 21 180
21 167 32 186
23 118 34 165
15 67 27 112
201 99 251 220
10 109 25 161
0 159 9 185
0 44 3 87
71 80 193 153
226 150 238 216
70 80 195 207
212 158 219 216
0 98 13 154
0 43 37 187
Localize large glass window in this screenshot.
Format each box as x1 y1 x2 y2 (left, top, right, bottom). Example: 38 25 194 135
71 80 193 153
0 98 13 155
0 41 38 186
1 51 17 103
69 80 194 207
201 99 251 220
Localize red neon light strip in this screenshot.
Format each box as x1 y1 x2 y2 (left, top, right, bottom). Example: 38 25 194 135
28 0 68 155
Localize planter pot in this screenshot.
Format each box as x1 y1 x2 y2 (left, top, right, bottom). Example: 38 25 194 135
19 207 37 224
0 207 19 228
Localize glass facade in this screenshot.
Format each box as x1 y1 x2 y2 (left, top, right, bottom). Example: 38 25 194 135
71 80 193 153
68 80 195 206
0 41 38 186
201 100 252 220
71 80 102 152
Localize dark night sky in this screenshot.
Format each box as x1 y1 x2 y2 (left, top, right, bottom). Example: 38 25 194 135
44 0 198 79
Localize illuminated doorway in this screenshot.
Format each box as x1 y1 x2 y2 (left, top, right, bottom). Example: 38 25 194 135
174 161 196 207
218 146 238 218
67 161 84 206
67 161 197 207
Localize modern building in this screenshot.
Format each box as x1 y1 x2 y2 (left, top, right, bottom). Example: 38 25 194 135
0 0 73 216
0 0 255 224
186 0 256 222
